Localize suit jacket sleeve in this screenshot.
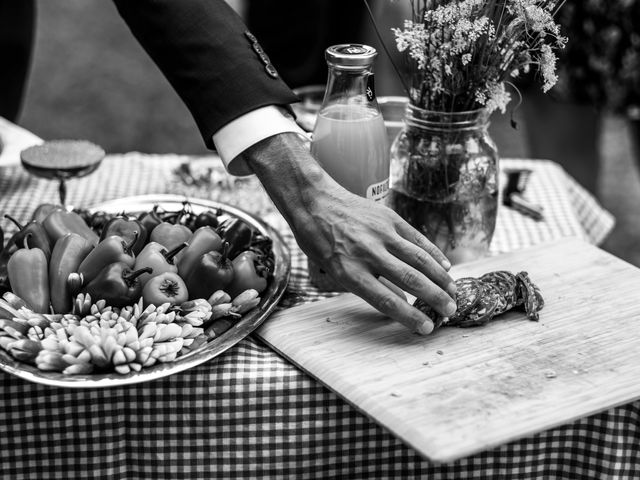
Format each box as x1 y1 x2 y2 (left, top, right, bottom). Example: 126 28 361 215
113 0 300 149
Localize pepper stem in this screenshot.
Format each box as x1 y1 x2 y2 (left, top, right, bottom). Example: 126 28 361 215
151 205 163 220
58 178 67 206
164 242 189 263
161 212 179 222
122 267 153 286
124 231 140 253
176 202 192 226
4 214 24 231
23 232 33 250
221 241 231 262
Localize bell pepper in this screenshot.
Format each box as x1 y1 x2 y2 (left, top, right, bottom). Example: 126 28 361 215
142 271 189 307
134 241 188 286
83 262 152 308
49 233 94 313
99 215 148 255
0 215 53 291
193 209 219 229
184 246 234 300
81 210 114 234
31 203 63 224
43 209 99 246
226 250 269 298
4 214 52 261
7 233 50 313
138 206 163 235
77 234 137 285
218 218 253 260
177 226 223 279
149 222 192 258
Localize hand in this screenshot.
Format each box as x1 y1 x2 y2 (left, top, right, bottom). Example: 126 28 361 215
241 133 457 334
296 181 457 333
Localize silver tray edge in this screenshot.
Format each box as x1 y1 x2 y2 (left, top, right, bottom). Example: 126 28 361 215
0 194 291 388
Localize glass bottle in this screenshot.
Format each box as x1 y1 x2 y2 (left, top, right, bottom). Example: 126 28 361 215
307 44 390 291
311 44 390 202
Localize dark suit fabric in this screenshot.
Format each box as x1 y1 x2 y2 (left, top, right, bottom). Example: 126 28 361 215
0 0 35 122
246 1 367 88
113 0 299 149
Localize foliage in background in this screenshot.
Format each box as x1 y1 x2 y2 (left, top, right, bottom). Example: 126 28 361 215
551 0 640 118
392 0 567 113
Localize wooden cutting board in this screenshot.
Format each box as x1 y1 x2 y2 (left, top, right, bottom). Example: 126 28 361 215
256 237 640 462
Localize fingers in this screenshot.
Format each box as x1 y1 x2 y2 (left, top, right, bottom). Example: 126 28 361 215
346 270 435 335
390 236 455 297
395 220 452 271
378 276 406 301
377 252 457 318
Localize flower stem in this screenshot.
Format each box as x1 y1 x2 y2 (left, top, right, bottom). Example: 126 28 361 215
361 0 411 96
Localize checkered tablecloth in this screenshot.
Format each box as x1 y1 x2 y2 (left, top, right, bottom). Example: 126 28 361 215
1 151 636 480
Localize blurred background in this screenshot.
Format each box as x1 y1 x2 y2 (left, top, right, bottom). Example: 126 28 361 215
5 0 640 266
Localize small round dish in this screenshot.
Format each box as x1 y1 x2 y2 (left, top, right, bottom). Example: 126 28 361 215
20 140 105 205
0 194 291 388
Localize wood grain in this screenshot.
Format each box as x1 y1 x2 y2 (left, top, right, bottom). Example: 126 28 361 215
256 237 640 462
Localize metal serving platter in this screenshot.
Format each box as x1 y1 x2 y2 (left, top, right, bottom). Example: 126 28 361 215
0 194 291 388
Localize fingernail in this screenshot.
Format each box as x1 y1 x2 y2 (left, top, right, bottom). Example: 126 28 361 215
446 282 457 298
444 299 457 316
416 319 434 335
441 259 451 270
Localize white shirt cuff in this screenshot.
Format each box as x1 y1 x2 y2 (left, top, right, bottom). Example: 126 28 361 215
212 105 306 176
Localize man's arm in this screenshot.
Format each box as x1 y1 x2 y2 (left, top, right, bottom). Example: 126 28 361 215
113 0 298 149
239 133 457 334
113 0 457 333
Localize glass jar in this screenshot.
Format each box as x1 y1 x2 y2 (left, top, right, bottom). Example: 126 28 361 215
388 105 499 264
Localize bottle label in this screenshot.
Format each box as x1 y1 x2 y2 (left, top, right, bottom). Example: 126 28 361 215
366 74 376 103
366 178 389 202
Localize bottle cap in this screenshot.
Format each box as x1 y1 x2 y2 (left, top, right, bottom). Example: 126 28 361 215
325 44 377 69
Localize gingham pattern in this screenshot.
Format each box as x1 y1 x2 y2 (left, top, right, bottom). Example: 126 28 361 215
1 153 633 480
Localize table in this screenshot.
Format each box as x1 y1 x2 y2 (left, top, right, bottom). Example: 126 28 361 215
2 121 637 480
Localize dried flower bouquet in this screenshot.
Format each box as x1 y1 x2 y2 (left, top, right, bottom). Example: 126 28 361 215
387 0 567 262
392 0 567 113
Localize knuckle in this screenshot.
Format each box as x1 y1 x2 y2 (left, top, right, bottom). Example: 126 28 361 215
414 232 439 255
374 293 399 314
401 269 423 291
414 249 431 269
353 238 373 256
413 230 428 248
